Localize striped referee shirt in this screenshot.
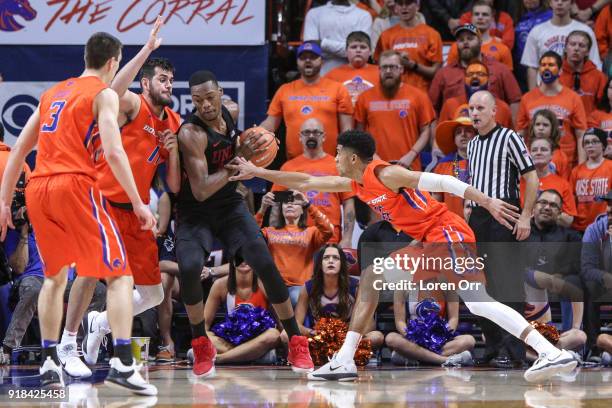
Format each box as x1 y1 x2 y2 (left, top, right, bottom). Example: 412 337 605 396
467 125 534 205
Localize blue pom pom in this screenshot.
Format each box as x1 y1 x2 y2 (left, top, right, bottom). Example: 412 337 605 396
404 300 455 354
211 304 276 345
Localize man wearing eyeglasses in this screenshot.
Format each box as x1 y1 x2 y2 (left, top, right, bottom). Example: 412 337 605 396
523 190 585 360
354 50 435 170
517 51 588 166
560 30 608 114
269 118 356 247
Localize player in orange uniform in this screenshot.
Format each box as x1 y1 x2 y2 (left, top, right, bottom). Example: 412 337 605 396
0 32 156 394
57 20 182 374
228 129 579 383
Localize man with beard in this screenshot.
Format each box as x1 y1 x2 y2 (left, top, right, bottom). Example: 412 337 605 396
56 23 182 375
438 62 513 129
270 118 356 247
429 24 521 117
354 50 435 170
559 30 608 114
261 42 353 160
517 51 587 166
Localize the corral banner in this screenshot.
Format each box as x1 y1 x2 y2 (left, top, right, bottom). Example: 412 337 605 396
0 0 265 45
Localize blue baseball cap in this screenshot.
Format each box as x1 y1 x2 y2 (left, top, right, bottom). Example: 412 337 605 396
297 42 322 58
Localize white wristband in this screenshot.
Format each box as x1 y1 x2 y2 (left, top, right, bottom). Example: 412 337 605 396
417 173 469 198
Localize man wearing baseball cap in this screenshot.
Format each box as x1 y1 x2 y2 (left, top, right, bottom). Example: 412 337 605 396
429 23 521 117
259 41 354 160
432 114 476 217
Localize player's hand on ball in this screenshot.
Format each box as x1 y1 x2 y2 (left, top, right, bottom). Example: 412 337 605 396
226 157 258 181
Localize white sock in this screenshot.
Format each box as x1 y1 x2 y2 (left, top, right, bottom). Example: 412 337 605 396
525 329 559 356
60 329 77 345
336 331 361 363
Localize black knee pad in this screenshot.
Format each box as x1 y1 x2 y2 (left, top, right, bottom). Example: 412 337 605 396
238 239 289 305
177 245 206 306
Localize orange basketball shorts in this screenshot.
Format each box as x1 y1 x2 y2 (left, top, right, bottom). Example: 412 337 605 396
25 174 131 279
109 205 160 286
391 212 486 287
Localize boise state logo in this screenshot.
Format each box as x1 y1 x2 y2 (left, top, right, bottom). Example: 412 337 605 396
0 0 37 32
399 110 407 118
301 105 313 115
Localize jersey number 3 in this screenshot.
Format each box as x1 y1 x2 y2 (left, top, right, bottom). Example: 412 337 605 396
41 101 66 132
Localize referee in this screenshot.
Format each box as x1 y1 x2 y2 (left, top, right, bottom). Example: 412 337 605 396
467 91 539 366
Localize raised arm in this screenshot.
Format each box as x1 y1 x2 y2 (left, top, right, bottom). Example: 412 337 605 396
111 16 163 121
376 164 520 230
178 123 233 201
227 157 353 193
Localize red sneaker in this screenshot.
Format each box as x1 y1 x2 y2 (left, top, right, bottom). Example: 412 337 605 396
287 335 314 373
191 336 216 378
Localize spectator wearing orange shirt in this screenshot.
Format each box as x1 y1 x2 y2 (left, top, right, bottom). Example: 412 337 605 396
439 62 513 130
261 42 353 160
460 0 515 49
354 50 435 170
271 118 356 247
594 3 612 73
259 190 334 306
588 77 612 131
374 0 442 92
570 128 612 232
520 138 578 227
517 51 588 166
326 31 380 106
560 30 608 114
447 1 514 70
432 115 476 218
528 109 573 180
429 24 522 116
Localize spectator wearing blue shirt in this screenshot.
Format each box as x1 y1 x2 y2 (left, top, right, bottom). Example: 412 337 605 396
515 0 553 91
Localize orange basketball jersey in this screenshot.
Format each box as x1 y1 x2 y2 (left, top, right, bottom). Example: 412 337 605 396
351 160 449 241
96 95 181 204
33 76 107 180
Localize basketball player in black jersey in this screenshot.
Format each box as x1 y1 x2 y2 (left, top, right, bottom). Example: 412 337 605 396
176 71 314 377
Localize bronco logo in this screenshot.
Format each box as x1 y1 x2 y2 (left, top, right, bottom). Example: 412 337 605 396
0 0 36 32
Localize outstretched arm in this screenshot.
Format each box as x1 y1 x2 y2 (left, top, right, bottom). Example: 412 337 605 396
111 16 163 121
226 157 353 193
376 165 520 230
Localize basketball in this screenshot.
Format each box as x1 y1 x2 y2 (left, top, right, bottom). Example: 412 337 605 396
239 126 279 168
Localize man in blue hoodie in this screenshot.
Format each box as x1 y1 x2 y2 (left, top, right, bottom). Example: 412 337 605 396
581 189 612 360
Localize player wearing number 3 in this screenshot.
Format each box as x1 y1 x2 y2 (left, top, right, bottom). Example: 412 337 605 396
0 31 157 394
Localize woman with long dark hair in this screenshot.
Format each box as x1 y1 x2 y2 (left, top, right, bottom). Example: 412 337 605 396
588 76 612 132
281 244 384 350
